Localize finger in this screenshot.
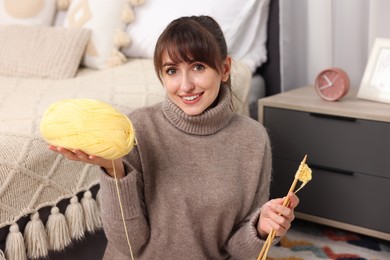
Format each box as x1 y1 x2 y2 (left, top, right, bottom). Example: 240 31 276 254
267 215 289 236
57 147 82 161
88 155 97 160
73 149 90 160
48 145 59 153
49 146 87 159
273 197 285 205
287 192 300 208
269 207 292 227
48 146 78 160
262 200 280 217
270 201 293 218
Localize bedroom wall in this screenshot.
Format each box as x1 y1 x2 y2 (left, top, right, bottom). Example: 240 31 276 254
279 0 390 92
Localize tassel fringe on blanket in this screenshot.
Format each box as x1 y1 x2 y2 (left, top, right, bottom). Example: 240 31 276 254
2 189 102 260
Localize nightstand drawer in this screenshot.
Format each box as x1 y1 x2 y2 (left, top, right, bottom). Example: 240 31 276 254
264 107 390 179
271 158 390 233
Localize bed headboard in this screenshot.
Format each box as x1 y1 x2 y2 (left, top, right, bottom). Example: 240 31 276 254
257 0 281 96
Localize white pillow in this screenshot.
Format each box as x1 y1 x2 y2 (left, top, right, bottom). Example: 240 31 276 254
0 0 57 26
122 0 270 73
63 0 140 69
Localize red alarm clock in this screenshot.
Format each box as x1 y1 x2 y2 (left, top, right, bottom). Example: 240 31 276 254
314 67 350 101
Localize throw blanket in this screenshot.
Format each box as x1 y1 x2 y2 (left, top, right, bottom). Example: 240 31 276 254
0 58 251 259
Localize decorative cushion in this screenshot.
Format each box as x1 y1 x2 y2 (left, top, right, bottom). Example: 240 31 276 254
63 0 144 69
0 25 91 79
0 0 57 26
122 0 270 73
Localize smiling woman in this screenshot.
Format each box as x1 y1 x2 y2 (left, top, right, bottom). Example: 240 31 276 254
0 0 285 258
47 15 300 260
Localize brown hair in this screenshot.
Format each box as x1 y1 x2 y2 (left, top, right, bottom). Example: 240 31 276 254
153 15 232 88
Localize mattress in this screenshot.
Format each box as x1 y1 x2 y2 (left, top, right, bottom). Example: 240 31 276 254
0 58 251 257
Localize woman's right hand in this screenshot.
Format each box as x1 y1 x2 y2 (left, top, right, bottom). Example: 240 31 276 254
48 145 125 178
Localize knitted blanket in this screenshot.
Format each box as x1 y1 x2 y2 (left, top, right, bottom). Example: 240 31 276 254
0 59 166 228
0 58 251 258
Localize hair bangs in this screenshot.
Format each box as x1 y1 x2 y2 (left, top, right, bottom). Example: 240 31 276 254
166 27 218 69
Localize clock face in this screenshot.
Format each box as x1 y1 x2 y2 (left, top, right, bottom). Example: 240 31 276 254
315 68 350 101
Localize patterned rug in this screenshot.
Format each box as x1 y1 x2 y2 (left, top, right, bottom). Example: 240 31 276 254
267 219 390 260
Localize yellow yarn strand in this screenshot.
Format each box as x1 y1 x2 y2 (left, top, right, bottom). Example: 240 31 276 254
112 160 135 260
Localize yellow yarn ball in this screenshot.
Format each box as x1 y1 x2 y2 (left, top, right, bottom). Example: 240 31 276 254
40 99 136 160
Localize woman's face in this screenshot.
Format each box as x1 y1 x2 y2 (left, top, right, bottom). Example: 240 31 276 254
161 52 231 116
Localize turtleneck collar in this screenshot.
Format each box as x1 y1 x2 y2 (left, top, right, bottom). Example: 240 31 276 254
162 86 234 135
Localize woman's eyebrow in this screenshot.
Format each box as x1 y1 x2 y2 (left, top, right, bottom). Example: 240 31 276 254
162 62 176 67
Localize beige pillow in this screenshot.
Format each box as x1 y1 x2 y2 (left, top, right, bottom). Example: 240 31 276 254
0 0 57 26
0 25 91 79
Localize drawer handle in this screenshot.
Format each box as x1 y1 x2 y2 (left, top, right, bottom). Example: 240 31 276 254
309 112 356 122
309 164 354 176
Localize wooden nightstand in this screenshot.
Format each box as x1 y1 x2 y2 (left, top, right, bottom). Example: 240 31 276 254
258 86 390 241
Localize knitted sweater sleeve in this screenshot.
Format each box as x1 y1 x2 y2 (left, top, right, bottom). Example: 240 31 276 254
225 133 273 260
99 146 149 257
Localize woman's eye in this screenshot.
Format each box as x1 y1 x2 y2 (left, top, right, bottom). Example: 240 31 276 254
194 64 205 71
166 68 176 75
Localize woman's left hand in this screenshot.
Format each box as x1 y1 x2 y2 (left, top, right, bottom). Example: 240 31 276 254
257 192 300 239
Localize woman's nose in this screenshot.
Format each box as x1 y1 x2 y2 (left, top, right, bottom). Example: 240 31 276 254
180 73 195 92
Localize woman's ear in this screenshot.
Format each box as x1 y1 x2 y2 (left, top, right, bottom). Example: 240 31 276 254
221 56 232 82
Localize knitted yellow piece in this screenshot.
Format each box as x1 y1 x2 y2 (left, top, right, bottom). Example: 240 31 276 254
40 99 136 160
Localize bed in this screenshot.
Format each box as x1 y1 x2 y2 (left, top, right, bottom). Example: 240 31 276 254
0 0 280 259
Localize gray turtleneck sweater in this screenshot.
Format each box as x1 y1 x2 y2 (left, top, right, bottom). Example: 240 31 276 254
99 87 272 260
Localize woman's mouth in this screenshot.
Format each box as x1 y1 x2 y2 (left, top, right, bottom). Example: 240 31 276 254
181 93 203 104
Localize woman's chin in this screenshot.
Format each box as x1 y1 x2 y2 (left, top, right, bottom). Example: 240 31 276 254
182 107 204 116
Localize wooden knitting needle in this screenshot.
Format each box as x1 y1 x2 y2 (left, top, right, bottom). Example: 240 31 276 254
257 155 311 260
